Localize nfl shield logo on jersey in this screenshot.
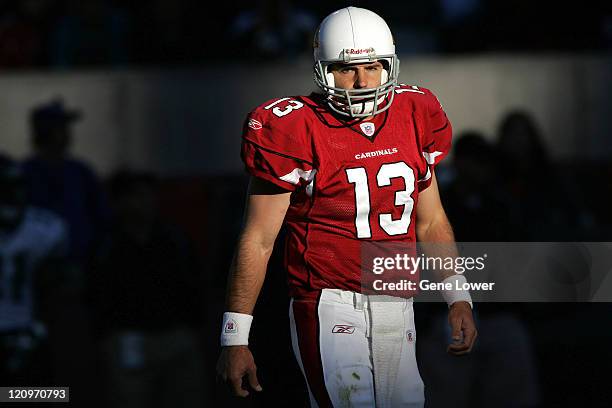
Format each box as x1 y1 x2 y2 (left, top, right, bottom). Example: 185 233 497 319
359 122 375 137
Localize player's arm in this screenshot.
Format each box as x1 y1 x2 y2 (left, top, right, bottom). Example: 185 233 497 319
217 176 291 397
225 177 290 313
415 170 477 355
415 170 456 278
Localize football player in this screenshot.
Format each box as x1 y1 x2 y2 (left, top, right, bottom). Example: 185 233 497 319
217 7 477 407
0 154 68 385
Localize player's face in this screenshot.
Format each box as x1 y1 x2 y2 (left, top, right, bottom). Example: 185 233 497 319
330 61 384 91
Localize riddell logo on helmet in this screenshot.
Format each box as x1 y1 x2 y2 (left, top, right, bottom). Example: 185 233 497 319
346 48 373 55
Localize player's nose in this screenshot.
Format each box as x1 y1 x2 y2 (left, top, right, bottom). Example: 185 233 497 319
354 68 368 89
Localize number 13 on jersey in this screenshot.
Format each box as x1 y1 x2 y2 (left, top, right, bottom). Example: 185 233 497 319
346 161 415 239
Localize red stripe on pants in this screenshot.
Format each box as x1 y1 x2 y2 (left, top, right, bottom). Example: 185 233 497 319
292 293 334 408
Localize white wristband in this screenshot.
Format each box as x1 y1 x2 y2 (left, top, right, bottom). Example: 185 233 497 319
220 312 253 346
441 275 473 309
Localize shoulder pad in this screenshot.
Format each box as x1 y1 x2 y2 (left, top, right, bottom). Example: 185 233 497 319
394 84 445 113
249 96 311 125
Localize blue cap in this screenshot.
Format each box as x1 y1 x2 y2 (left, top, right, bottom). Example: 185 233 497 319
30 98 82 125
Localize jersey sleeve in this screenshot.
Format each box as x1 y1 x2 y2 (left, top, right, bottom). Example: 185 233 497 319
240 101 315 192
417 89 452 191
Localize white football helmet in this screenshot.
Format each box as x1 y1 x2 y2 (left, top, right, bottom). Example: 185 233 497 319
313 7 400 118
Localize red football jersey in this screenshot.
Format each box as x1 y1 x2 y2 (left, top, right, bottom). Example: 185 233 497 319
241 85 452 297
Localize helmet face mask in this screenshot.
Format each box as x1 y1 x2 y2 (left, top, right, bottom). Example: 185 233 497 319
314 56 399 118
313 7 400 118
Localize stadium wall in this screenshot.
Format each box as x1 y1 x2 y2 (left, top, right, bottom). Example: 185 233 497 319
0 54 610 175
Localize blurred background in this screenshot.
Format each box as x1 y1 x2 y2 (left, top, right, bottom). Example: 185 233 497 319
0 0 610 407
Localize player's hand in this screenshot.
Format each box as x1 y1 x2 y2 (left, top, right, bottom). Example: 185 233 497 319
447 301 477 356
216 345 263 397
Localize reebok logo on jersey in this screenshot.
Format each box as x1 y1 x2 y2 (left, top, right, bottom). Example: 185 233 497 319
360 122 375 136
248 118 262 130
332 325 355 334
224 319 238 334
355 147 398 160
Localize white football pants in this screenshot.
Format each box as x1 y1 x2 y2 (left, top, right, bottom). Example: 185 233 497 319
289 288 425 408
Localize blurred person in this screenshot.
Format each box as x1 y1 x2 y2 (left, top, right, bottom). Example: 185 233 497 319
22 97 109 404
496 111 603 406
418 310 540 408
23 97 109 269
496 110 589 241
89 170 206 408
442 131 521 241
0 153 69 386
417 132 539 408
217 7 476 407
